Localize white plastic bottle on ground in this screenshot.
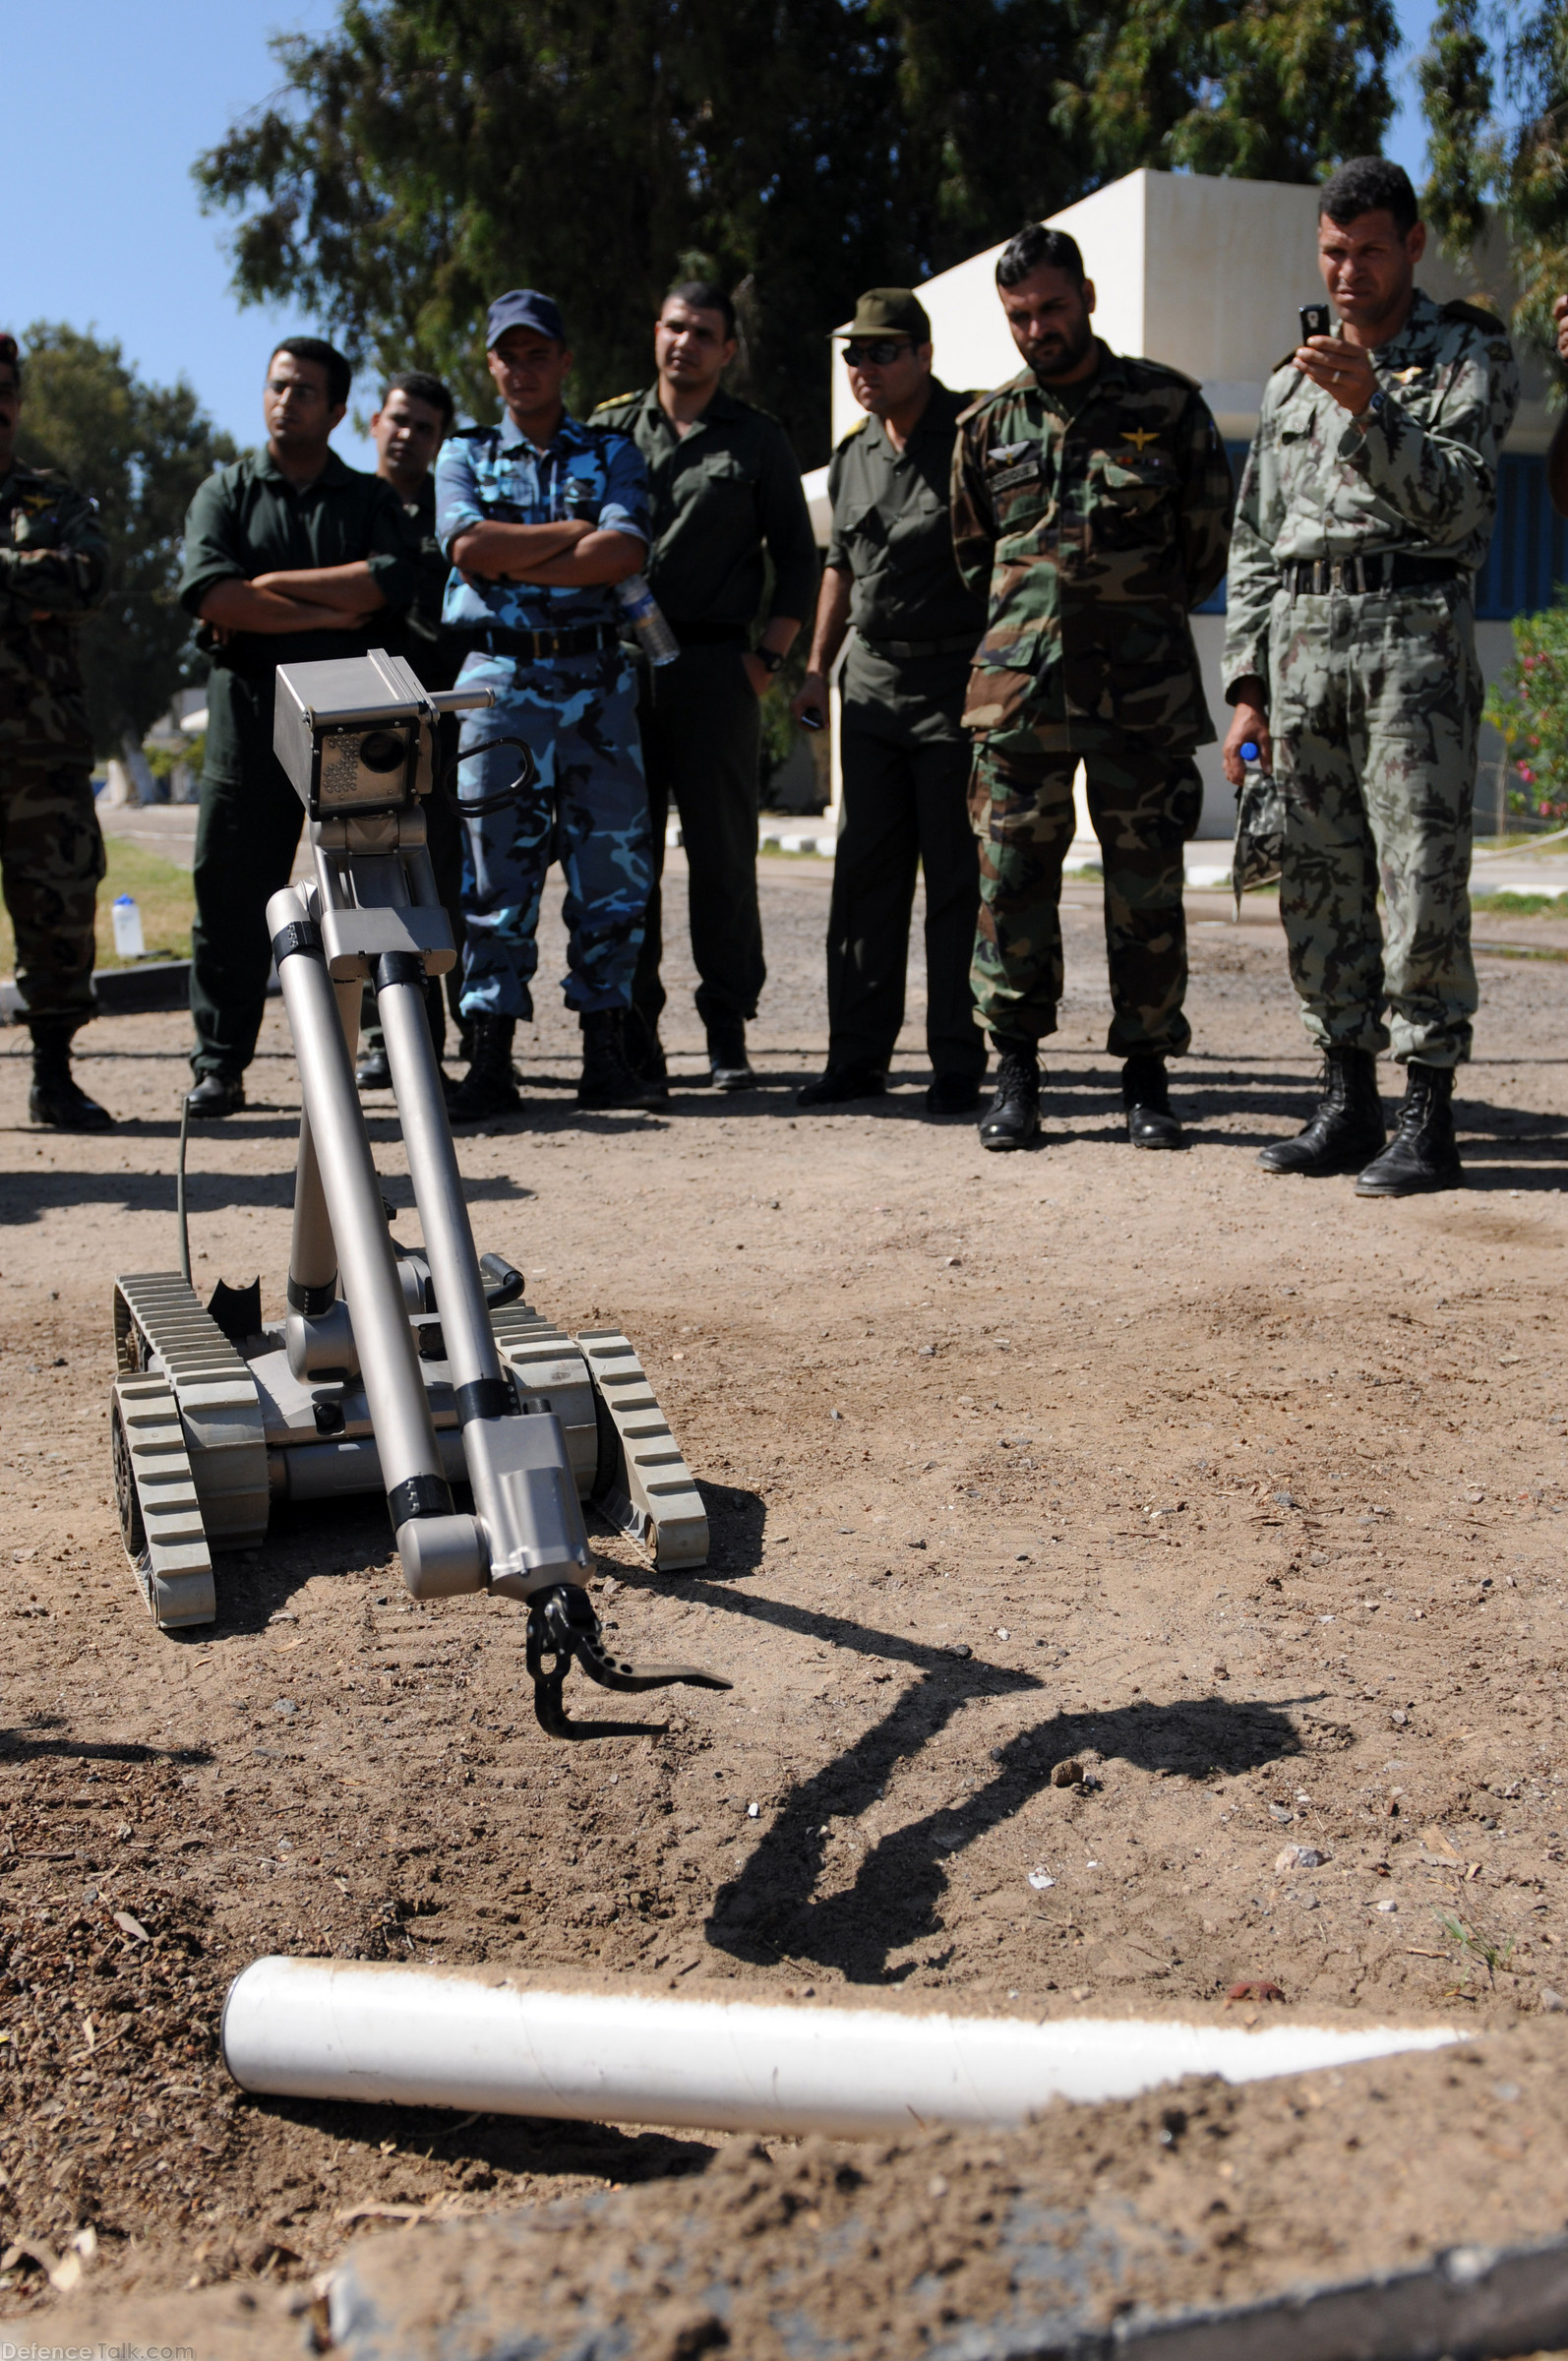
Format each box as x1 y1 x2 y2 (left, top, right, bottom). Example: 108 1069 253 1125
111 893 145 959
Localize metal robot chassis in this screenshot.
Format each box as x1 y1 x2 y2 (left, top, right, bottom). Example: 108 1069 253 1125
108 649 727 1733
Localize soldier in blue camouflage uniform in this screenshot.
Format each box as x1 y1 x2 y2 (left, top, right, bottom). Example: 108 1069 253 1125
951 226 1234 1153
1225 159 1520 1196
435 290 654 1117
0 333 115 1131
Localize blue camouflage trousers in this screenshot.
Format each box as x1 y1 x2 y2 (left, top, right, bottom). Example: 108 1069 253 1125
452 647 651 1022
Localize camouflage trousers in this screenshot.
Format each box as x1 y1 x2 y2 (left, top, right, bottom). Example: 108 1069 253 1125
452 648 651 1023
968 737 1201 1057
1270 586 1480 1066
0 755 105 1025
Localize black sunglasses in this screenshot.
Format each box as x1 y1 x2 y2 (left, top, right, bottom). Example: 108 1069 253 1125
843 338 912 367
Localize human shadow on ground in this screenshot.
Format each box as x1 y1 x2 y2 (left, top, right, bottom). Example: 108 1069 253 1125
0 1715 210 1769
0 1165 534 1226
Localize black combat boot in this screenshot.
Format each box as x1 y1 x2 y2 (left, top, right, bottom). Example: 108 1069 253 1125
28 1019 113 1132
356 1040 392 1091
447 1015 521 1122
979 1040 1040 1152
799 1060 886 1108
1121 1054 1183 1149
625 1012 670 1105
577 1009 656 1111
926 1069 984 1116
707 1019 755 1093
1354 1061 1462 1196
1256 1047 1385 1177
184 1069 244 1120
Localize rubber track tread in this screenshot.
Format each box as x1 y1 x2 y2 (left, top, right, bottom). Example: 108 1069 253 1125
575 1327 708 1570
112 1273 269 1551
111 1372 216 1628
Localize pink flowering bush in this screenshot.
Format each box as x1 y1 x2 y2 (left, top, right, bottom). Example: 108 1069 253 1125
1485 599 1568 826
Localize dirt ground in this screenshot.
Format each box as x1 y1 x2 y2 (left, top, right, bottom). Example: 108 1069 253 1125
5 859 1568 2342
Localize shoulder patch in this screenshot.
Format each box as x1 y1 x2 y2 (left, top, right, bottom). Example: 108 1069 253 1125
834 416 870 450
1442 298 1508 336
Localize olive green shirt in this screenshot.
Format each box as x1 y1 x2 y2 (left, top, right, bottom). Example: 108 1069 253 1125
383 473 462 694
826 379 986 745
178 449 419 783
589 384 818 634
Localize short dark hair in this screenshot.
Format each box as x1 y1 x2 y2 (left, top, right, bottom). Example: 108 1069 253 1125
995 224 1087 292
663 279 737 338
271 334 351 409
381 369 454 426
1318 157 1418 240
0 333 19 392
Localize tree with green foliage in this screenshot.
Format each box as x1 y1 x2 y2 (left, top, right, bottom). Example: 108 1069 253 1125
1420 0 1568 344
194 0 1397 463
15 325 236 774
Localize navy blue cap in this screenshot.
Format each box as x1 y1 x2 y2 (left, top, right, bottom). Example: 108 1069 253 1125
486 289 567 348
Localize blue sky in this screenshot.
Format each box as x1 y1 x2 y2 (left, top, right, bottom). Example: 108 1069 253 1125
8 0 1444 472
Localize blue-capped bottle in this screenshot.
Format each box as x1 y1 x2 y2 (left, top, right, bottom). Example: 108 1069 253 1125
1232 738 1285 915
617 575 681 668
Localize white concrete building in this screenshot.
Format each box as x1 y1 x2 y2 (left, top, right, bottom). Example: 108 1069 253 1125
805 168 1557 838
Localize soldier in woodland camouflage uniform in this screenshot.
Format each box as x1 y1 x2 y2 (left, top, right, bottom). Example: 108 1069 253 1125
435 289 654 1119
0 333 114 1131
952 225 1233 1153
1224 157 1520 1196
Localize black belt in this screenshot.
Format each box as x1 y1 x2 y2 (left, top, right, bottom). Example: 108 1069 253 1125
448 622 621 660
1283 554 1468 597
859 631 981 660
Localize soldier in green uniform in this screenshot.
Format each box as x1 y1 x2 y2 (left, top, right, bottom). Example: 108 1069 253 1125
354 370 469 1094
951 225 1234 1152
0 332 115 1131
592 283 818 1095
177 337 418 1118
1224 158 1520 1196
792 289 988 1114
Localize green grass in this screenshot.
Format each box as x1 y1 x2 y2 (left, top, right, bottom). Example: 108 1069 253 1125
0 835 194 981
1470 889 1568 918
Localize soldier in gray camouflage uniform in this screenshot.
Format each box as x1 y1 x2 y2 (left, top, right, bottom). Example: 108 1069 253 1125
951 224 1234 1153
1225 157 1520 1195
0 333 114 1131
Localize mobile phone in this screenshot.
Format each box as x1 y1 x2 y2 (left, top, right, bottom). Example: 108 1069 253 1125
799 706 825 733
1299 302 1331 343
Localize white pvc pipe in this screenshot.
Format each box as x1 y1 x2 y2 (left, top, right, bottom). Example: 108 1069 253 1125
222 1958 1465 2140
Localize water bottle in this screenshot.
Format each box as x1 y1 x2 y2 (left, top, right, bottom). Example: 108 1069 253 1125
1233 739 1284 916
111 893 145 959
617 575 681 667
